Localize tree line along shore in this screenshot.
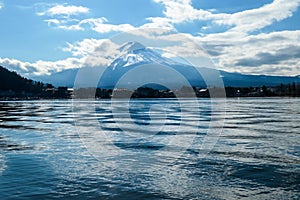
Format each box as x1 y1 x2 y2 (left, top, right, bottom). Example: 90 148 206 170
1 65 299 100
1 84 299 100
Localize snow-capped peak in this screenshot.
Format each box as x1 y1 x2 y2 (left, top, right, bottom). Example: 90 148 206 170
122 53 145 67
110 41 180 70
118 41 146 54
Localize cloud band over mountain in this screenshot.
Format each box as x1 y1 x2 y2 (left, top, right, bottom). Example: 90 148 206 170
0 0 299 77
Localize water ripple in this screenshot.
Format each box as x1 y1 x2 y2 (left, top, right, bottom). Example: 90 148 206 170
0 98 299 199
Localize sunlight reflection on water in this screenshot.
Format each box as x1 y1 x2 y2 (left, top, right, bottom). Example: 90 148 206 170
0 98 299 199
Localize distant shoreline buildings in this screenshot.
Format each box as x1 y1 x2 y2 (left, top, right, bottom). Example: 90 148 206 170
1 65 299 100
1 83 299 100
72 84 300 99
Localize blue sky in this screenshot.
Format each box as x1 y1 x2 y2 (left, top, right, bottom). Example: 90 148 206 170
0 0 299 77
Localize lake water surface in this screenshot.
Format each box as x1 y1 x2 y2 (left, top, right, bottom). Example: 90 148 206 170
0 98 299 199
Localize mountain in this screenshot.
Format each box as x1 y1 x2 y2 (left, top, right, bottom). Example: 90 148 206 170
98 41 206 89
0 66 53 97
0 65 50 91
220 71 300 87
32 42 300 88
34 68 79 87
110 41 179 69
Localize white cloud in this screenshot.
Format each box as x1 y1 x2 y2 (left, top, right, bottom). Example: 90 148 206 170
0 58 36 74
36 3 135 34
44 19 60 26
63 38 123 67
141 17 174 30
0 39 121 77
60 28 300 76
148 0 300 75
2 29 299 77
37 4 89 17
197 30 300 76
39 0 299 36
91 23 135 33
44 17 136 33
0 2 3 10
153 0 300 33
0 57 83 77
7 0 299 77
152 0 228 23
215 0 300 33
78 18 135 33
63 38 109 57
83 41 121 67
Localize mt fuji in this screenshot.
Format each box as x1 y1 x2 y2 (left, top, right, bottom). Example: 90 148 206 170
98 41 206 89
110 41 179 69
32 42 300 88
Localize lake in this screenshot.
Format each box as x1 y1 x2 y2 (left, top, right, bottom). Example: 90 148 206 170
0 98 299 199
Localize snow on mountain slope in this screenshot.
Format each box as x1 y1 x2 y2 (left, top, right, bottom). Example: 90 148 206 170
110 41 180 70
31 41 300 88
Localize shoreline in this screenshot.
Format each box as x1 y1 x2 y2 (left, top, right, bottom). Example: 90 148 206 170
0 96 299 101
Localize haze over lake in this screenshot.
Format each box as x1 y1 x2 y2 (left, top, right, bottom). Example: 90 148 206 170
0 98 299 199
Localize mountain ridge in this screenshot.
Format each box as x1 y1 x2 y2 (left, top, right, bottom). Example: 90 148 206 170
31 41 300 88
